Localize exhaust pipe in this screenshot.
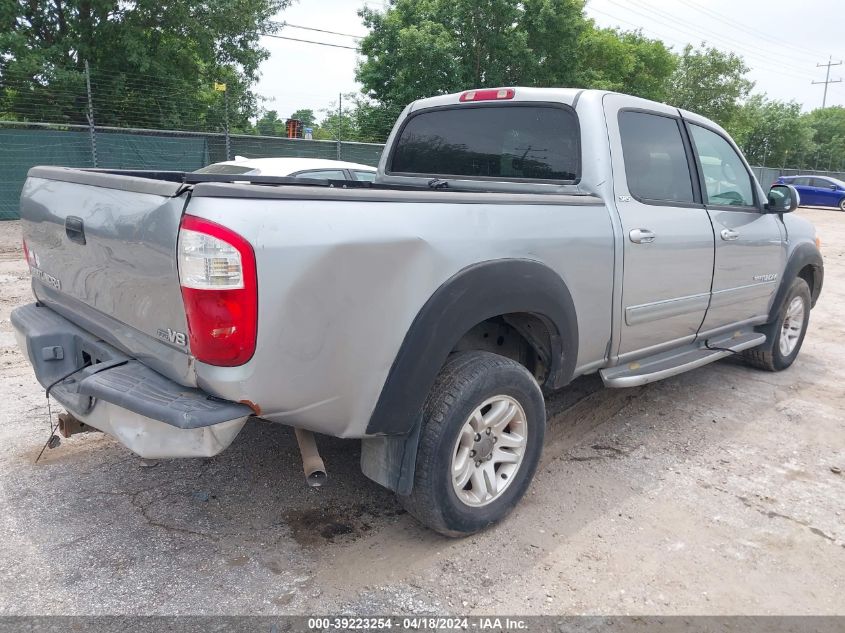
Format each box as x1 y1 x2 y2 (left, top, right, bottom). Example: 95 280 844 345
294 428 327 487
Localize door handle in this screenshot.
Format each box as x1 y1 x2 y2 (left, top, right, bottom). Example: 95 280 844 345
629 228 656 244
65 216 86 245
720 228 739 241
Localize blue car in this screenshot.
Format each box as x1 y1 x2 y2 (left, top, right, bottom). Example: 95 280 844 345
775 175 845 211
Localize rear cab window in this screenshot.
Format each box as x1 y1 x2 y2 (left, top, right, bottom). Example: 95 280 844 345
389 104 580 183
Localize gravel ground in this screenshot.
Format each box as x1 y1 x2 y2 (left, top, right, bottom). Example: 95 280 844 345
0 210 843 616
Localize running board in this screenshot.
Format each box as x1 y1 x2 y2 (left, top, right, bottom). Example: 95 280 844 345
600 331 766 388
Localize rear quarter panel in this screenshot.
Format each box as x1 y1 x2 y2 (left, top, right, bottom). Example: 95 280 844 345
184 189 614 437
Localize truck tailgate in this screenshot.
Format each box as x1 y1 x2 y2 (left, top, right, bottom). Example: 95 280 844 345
19 167 194 384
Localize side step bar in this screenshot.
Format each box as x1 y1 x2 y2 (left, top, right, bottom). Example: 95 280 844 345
600 331 766 388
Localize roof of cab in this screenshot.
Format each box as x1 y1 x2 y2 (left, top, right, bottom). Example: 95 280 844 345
408 87 593 112
407 87 725 133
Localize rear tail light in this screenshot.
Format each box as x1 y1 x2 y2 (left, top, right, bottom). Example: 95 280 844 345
177 215 257 366
22 238 31 266
459 88 515 102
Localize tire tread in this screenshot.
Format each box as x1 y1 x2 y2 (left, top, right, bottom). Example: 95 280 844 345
401 351 543 536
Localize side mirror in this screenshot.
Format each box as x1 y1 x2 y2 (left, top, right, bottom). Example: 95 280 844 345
767 184 800 214
831 184 838 191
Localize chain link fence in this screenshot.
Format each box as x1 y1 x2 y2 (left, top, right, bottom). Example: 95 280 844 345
0 61 393 219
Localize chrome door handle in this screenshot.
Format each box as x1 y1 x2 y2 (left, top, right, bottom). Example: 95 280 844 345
629 228 656 244
720 228 739 241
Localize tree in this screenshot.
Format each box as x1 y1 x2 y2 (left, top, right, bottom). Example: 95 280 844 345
0 0 289 130
314 93 359 141
803 106 845 171
355 0 678 141
665 44 753 127
289 108 317 128
350 100 402 143
576 27 676 102
727 96 813 168
256 110 284 136
356 0 586 110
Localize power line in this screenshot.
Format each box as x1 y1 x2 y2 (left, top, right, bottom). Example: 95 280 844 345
259 32 360 51
594 1 811 83
812 56 843 108
673 0 829 63
275 22 365 39
608 0 812 78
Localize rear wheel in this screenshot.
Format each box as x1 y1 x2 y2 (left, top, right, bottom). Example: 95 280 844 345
400 351 545 536
743 277 811 371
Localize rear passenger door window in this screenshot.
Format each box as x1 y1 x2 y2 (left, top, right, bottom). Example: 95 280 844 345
618 111 695 204
688 125 755 208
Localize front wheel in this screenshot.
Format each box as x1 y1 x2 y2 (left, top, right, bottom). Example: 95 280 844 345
400 351 545 536
838 197 845 212
743 277 811 371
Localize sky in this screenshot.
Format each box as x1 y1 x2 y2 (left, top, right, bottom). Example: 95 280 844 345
255 0 845 120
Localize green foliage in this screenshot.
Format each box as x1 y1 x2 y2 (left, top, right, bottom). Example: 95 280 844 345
0 0 289 130
313 93 358 141
664 44 754 128
803 107 845 171
290 108 317 128
255 110 285 136
727 96 813 168
576 27 676 102
355 0 677 138
356 0 586 108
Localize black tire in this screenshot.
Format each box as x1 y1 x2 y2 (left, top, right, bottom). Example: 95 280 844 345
839 197 845 212
743 277 811 371
400 351 545 537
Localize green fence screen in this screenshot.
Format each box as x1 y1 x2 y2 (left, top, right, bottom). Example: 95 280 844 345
0 126 384 220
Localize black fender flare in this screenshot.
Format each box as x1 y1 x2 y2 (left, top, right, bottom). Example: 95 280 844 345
365 259 579 437
768 242 823 322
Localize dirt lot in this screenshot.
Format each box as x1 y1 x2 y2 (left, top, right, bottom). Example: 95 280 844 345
0 210 843 616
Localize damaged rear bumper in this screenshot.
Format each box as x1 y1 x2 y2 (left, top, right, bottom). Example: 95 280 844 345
11 303 253 458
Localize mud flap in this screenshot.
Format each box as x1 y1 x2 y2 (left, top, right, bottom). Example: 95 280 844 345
360 414 422 495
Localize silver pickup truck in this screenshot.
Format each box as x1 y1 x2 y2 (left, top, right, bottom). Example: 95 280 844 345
13 88 823 535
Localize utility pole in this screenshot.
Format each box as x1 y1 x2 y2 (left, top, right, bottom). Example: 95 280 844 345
223 88 231 161
336 92 342 160
84 60 98 168
213 82 230 160
812 56 843 109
